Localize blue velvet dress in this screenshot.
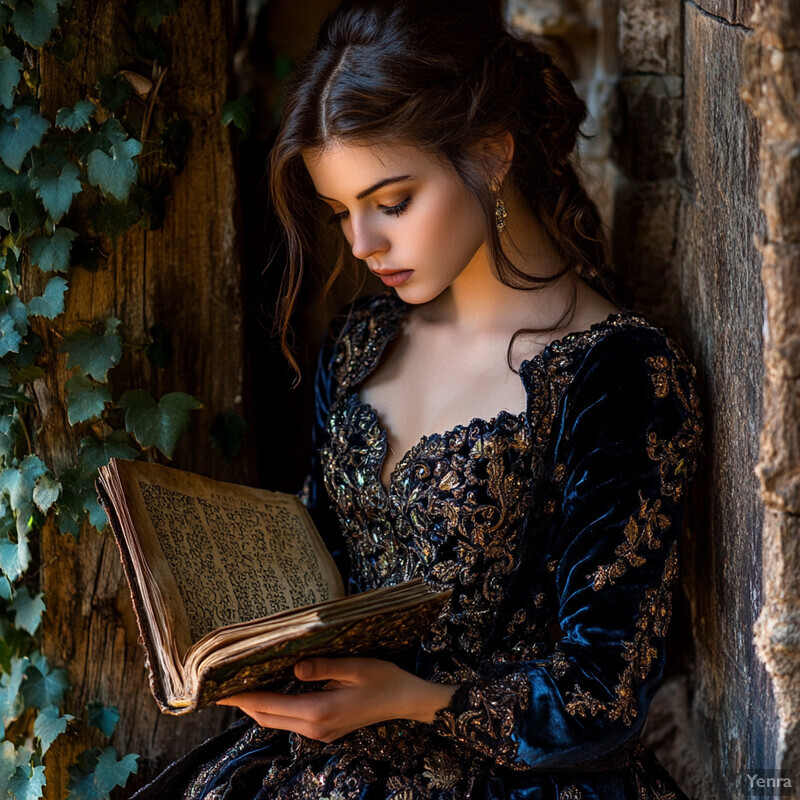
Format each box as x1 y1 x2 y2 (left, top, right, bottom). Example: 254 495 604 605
132 290 704 800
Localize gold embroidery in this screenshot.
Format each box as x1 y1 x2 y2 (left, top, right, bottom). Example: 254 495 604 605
587 492 672 591
565 541 679 726
559 787 583 800
238 293 702 795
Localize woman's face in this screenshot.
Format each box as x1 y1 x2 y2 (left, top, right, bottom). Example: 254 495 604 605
302 141 488 304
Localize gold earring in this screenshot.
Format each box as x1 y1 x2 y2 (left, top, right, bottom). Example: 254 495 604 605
490 178 507 233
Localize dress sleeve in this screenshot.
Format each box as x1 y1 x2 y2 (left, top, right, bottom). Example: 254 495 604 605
431 328 704 770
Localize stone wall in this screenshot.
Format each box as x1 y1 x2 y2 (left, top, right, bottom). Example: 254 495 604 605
507 0 799 796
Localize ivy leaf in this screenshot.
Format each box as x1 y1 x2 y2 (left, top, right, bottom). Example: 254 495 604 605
83 490 107 531
95 73 134 112
22 662 70 708
77 430 139 475
221 96 253 137
60 317 122 381
0 47 23 110
0 105 50 172
0 656 28 726
117 390 203 458
67 747 138 800
0 162 45 235
0 296 27 357
11 0 60 49
134 0 179 29
29 160 82 221
0 454 47 517
55 98 96 132
28 226 77 272
27 275 67 318
86 701 119 737
87 138 142 202
0 532 30 582
8 763 46 800
65 374 110 424
86 197 142 242
32 471 60 512
0 740 17 788
9 586 45 635
73 117 128 159
0 312 22 358
35 704 73 754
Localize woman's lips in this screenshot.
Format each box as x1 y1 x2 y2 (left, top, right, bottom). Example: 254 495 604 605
376 270 413 287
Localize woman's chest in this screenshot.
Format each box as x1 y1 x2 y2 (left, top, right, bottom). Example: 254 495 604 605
321 389 537 589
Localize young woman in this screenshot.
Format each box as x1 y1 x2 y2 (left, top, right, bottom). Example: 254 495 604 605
134 1 704 798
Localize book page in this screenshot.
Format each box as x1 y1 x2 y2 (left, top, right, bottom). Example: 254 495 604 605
114 461 343 651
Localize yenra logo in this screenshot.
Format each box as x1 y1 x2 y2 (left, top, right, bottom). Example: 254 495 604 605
747 774 793 789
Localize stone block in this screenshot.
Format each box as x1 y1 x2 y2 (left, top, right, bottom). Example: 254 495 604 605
618 0 682 75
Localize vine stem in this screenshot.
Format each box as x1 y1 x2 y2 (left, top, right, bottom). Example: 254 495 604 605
140 65 168 143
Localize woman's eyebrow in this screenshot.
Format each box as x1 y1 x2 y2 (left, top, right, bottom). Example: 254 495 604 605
317 175 413 203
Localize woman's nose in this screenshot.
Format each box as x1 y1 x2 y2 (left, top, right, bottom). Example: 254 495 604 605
349 217 388 261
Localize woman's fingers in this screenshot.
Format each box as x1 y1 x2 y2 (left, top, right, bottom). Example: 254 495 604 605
217 689 333 721
293 656 384 683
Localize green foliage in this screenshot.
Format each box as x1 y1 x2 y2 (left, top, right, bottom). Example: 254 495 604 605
221 95 254 138
67 747 138 800
0 2 220 796
76 431 138 474
59 317 122 381
10 0 60 50
28 226 77 272
55 99 97 132
34 704 73 754
0 105 50 172
0 49 23 111
65 375 110 425
26 276 67 318
117 390 202 458
86 138 142 202
29 160 82 221
85 701 118 738
8 587 45 635
22 661 69 708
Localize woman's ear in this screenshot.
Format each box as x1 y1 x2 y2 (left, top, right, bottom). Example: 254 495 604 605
473 131 515 185
495 131 515 184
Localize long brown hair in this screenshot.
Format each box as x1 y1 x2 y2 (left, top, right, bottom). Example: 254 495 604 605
269 0 628 384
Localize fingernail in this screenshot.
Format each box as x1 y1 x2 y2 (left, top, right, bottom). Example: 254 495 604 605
296 661 311 679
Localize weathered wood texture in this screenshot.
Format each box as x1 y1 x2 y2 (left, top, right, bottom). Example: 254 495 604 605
612 0 778 796
676 3 773 797
29 1 252 796
742 0 800 773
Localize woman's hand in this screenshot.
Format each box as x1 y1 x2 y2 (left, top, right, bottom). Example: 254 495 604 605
216 657 458 743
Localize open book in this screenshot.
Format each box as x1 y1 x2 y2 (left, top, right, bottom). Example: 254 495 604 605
95 459 450 715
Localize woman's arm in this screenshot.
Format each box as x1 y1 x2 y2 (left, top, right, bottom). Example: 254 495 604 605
429 328 704 770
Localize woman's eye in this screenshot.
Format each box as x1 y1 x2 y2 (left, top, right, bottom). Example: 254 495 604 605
380 197 411 217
